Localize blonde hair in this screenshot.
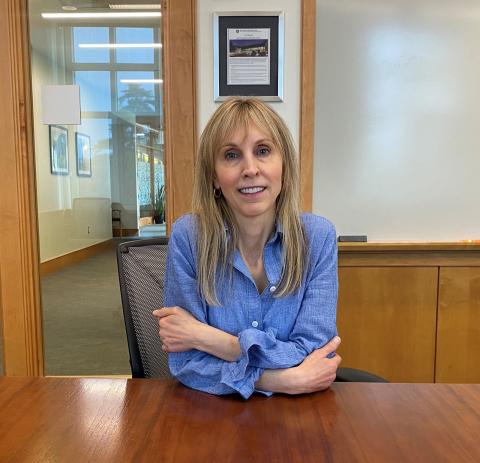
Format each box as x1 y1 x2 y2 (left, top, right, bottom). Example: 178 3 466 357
192 97 306 305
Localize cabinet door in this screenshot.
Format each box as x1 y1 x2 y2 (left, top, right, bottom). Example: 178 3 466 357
337 267 438 382
436 267 480 383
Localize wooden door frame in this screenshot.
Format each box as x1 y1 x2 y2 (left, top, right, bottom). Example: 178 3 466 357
0 0 43 375
300 0 316 211
163 0 197 229
0 0 315 375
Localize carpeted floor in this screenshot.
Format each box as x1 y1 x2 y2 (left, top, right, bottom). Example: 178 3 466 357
41 241 131 376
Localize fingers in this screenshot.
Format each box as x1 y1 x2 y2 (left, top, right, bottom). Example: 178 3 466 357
152 308 164 317
152 307 176 318
325 353 342 374
319 336 341 356
323 355 342 388
332 353 342 367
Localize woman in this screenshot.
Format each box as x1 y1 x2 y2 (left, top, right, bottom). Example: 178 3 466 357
153 97 341 399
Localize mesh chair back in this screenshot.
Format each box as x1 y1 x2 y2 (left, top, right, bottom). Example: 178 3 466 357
117 237 172 378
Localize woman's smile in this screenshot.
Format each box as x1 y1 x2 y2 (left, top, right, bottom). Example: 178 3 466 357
238 186 266 194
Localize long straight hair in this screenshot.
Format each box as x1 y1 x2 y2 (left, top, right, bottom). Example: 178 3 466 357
192 97 306 305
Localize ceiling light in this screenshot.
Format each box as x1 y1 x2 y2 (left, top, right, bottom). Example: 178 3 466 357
79 43 162 48
41 12 161 19
109 4 161 9
120 79 163 84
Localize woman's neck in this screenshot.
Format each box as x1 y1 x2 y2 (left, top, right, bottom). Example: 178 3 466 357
236 213 275 264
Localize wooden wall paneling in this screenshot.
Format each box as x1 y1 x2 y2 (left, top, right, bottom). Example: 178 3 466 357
339 250 480 267
339 242 480 252
436 267 480 383
162 0 196 233
0 0 44 375
300 0 316 212
336 267 438 382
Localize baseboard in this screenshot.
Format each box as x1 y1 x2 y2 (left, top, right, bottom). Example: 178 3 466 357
46 375 132 379
40 239 114 276
112 228 139 237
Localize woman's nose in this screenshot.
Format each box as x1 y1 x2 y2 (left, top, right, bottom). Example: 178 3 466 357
242 153 259 177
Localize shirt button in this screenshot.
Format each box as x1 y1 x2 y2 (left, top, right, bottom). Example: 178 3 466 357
269 286 276 293
251 320 259 328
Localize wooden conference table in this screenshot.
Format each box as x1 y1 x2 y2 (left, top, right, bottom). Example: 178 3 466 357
0 378 479 462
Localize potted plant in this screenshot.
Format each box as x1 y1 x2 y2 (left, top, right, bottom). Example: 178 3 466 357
153 184 165 224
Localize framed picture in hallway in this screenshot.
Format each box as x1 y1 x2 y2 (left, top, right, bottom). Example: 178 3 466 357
49 125 69 175
213 12 284 102
75 132 92 177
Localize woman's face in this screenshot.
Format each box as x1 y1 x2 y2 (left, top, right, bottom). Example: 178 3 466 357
214 124 283 224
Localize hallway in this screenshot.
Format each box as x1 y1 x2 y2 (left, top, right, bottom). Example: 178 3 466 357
41 242 131 376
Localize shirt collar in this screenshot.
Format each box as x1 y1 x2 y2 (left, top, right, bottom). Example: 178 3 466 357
268 220 283 244
224 220 283 243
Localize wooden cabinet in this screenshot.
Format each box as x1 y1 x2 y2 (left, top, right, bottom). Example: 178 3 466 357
337 243 480 383
436 267 480 383
337 267 437 382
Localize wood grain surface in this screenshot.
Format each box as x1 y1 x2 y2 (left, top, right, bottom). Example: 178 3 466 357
300 0 316 212
162 0 196 230
0 0 44 376
337 267 438 382
436 267 480 383
0 378 479 463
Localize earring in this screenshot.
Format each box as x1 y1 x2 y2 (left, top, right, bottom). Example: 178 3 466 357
213 187 222 199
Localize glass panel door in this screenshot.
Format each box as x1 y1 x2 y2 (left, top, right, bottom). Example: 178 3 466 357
28 1 164 375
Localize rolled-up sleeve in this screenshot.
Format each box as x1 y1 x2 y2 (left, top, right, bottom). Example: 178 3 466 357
165 217 264 399
235 222 338 370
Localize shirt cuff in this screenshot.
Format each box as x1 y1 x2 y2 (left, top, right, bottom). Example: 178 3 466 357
239 326 278 352
219 327 279 399
254 388 273 397
220 361 264 399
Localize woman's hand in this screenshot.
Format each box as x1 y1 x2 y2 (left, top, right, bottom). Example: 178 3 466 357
255 336 342 395
152 306 202 353
153 307 241 361
289 336 342 394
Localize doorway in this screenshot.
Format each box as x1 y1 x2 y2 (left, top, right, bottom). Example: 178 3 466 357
29 0 165 374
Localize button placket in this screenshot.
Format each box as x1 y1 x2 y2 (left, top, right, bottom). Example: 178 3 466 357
247 279 262 330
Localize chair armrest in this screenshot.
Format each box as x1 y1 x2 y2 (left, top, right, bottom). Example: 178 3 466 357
335 367 388 383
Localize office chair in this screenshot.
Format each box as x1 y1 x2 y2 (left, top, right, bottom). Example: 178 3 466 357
117 237 171 378
117 237 387 382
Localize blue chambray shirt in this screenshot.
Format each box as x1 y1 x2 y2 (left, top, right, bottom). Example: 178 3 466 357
164 213 338 399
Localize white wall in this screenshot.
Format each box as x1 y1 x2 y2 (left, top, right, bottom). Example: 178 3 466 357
197 0 301 148
313 0 480 241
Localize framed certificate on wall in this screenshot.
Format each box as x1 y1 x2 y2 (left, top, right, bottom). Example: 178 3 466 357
49 125 69 175
75 132 92 177
213 12 284 102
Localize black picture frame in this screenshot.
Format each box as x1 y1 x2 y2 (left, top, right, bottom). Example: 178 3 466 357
49 125 69 175
75 132 92 177
214 12 284 101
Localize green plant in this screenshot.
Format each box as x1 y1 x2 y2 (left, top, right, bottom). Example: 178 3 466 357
153 184 165 224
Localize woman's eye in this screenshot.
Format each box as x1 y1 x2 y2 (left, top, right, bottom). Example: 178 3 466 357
224 150 238 160
257 146 270 156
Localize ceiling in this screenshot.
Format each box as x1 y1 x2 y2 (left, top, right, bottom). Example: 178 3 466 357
58 1 160 8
